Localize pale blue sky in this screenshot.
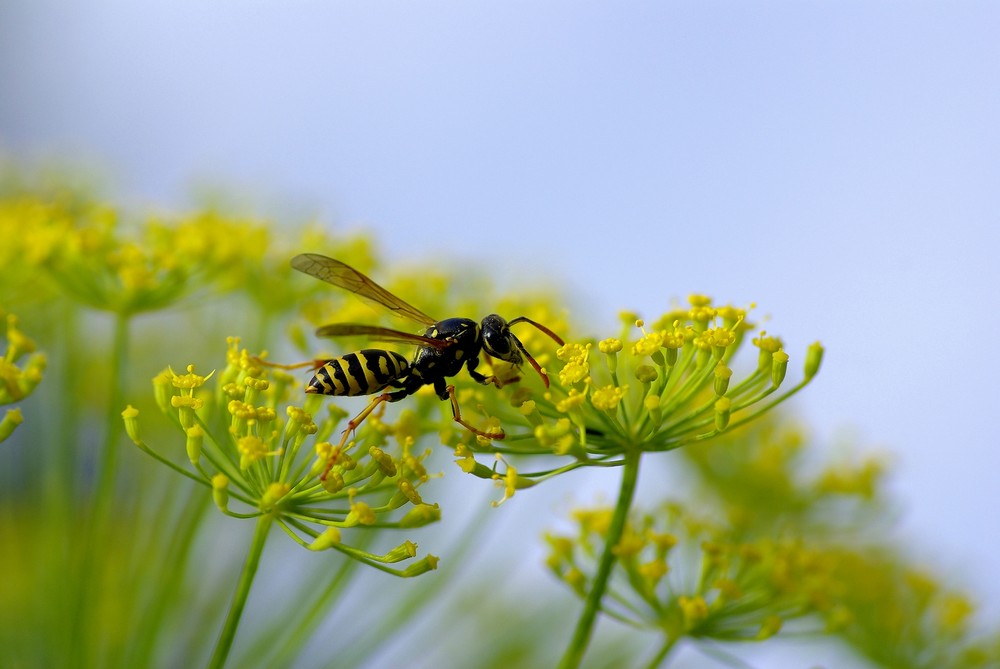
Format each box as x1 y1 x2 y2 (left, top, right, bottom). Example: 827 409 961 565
3 0 999 657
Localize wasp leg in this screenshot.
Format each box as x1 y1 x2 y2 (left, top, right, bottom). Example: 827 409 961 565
467 355 513 389
252 356 326 371
321 392 392 481
446 384 505 441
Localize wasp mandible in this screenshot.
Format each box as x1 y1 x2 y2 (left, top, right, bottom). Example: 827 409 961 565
288 253 564 480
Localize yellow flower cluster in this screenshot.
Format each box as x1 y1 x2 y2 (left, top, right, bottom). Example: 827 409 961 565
0 188 375 326
464 296 822 488
0 311 46 442
124 337 440 575
548 501 841 643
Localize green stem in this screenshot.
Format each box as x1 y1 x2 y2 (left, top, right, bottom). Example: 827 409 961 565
127 486 211 668
68 311 130 665
557 444 642 669
93 312 131 520
643 635 680 669
208 512 274 669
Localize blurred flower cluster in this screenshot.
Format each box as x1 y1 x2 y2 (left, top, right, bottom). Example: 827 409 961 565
1 172 995 669
545 419 1000 668
0 310 45 442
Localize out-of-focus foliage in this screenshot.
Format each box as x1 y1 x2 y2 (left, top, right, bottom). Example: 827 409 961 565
0 173 995 669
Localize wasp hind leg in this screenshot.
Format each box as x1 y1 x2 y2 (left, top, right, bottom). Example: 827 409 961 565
320 388 408 481
252 357 327 372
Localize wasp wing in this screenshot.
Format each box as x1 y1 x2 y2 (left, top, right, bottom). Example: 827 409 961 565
315 323 453 351
291 253 437 326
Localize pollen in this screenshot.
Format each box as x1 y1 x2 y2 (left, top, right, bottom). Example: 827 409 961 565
559 361 590 386
591 384 626 412
678 595 709 627
237 435 279 468
631 331 664 357
348 498 377 526
171 364 214 390
598 338 623 354
171 395 204 410
700 327 736 349
556 388 587 413
262 482 291 507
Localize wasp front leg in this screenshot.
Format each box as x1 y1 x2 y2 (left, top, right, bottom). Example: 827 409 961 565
466 355 513 389
435 378 505 441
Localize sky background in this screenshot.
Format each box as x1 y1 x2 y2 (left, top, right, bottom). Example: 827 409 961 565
2 0 999 661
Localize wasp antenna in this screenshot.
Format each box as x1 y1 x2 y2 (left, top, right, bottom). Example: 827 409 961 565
508 316 565 346
511 334 550 388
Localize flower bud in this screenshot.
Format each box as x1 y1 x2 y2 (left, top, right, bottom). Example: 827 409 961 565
757 615 783 640
805 341 824 379
0 408 24 442
185 425 204 464
369 446 397 477
771 350 789 387
715 397 732 431
121 405 141 445
321 469 345 494
713 363 732 397
212 474 230 512
399 503 441 528
382 540 418 563
346 499 376 526
261 482 290 508
401 555 439 577
396 479 423 505
309 527 341 551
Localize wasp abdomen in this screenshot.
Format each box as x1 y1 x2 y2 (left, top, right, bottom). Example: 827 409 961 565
307 349 409 396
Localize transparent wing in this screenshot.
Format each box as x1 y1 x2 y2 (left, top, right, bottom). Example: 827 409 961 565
315 323 452 350
291 253 437 326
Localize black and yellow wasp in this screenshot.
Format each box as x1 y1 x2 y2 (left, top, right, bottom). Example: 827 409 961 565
288 253 564 479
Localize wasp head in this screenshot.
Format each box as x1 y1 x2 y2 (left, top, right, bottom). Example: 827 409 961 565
481 313 566 389
480 314 523 365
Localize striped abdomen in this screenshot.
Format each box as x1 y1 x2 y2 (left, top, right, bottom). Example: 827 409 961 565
306 349 409 396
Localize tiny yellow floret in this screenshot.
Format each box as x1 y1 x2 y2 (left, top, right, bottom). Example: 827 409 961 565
237 435 279 469
598 338 623 354
591 384 626 411
678 595 709 628
170 364 213 390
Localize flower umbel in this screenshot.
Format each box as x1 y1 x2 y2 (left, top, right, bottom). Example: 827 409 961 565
549 501 840 658
457 297 824 669
126 337 439 576
458 297 822 490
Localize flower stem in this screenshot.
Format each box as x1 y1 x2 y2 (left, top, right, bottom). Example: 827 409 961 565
68 311 131 661
643 635 680 669
93 312 130 519
557 444 642 669
208 512 274 669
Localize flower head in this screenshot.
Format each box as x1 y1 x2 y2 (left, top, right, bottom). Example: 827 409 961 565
126 337 439 576
460 295 821 489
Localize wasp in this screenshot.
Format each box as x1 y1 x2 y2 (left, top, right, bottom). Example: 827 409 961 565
287 253 565 479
